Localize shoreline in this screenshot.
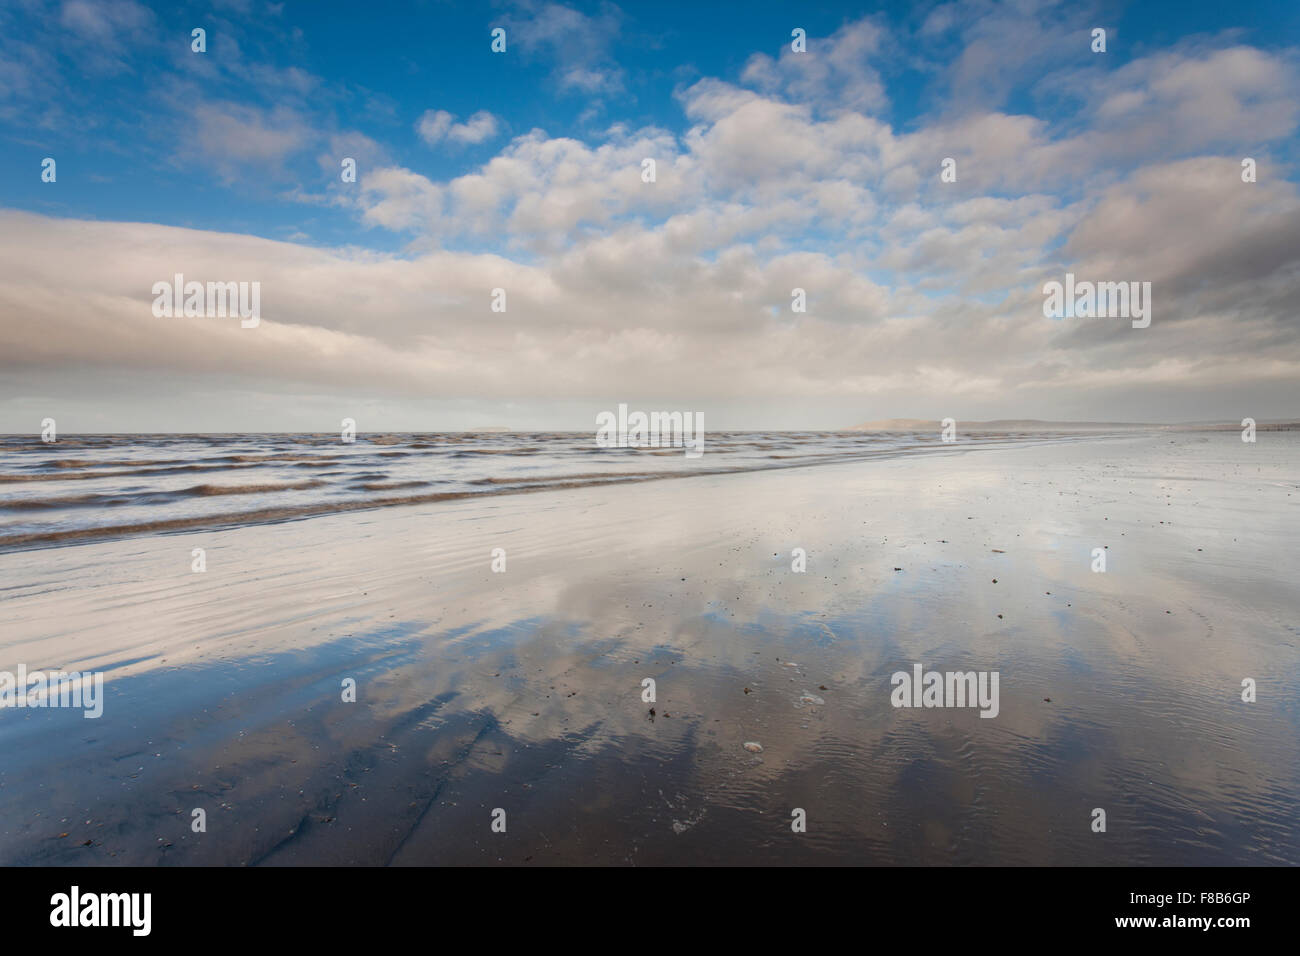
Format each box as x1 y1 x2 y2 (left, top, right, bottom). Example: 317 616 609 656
0 430 1126 553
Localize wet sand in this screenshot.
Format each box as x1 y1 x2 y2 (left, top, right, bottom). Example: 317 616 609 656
0 432 1296 865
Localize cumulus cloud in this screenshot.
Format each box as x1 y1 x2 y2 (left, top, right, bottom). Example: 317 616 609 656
417 109 501 146
3 10 1299 429
741 19 890 114
1073 45 1300 157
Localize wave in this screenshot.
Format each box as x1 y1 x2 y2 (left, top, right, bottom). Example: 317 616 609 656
187 480 327 496
0 462 263 482
0 430 1125 552
0 479 329 511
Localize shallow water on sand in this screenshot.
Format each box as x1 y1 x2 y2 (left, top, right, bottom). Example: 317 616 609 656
0 433 1296 865
0 429 1096 550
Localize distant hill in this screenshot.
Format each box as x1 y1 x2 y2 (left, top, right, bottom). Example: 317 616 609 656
845 418 1299 432
844 418 1158 432
1167 420 1299 431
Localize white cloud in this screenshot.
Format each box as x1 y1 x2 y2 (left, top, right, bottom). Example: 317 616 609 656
183 102 313 182
448 110 499 144
417 109 501 146
502 0 625 94
416 109 453 145
5 13 1300 427
740 19 890 113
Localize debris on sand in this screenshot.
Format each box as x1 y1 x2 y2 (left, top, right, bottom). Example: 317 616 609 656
743 741 763 753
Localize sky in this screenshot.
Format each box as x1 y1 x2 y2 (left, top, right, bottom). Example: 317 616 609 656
0 0 1298 432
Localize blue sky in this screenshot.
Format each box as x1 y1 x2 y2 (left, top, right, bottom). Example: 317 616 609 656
6 0 1297 248
1 0 1298 430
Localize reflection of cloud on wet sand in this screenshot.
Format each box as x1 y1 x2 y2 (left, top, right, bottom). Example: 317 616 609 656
0 434 1295 864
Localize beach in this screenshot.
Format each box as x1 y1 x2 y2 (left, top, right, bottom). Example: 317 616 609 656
0 431 1296 865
